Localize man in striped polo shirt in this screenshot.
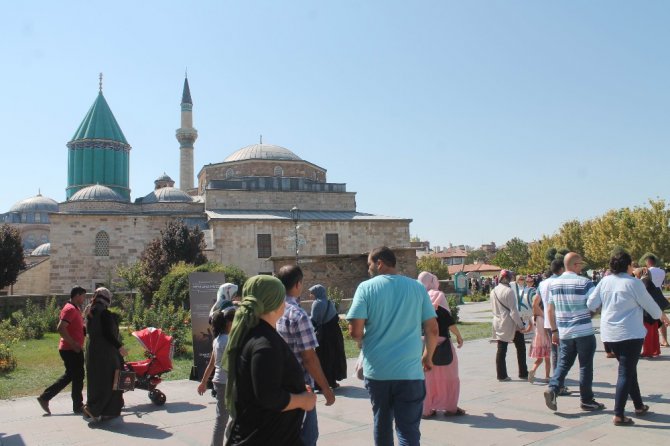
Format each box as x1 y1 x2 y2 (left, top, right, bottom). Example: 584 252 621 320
543 252 605 412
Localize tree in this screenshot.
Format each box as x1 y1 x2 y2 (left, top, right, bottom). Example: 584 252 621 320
0 224 26 291
465 249 489 265
139 220 207 298
116 262 143 293
416 256 451 279
492 237 529 272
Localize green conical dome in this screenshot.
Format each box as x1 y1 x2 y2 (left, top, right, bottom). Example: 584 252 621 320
70 92 128 144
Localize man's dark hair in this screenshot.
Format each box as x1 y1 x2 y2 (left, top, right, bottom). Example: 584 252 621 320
276 265 303 291
646 254 657 266
550 259 564 275
610 251 632 274
369 246 396 268
70 286 86 299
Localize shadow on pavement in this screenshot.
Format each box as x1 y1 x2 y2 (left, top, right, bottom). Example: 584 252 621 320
333 386 369 399
445 412 560 432
0 432 27 446
129 401 207 415
87 417 173 439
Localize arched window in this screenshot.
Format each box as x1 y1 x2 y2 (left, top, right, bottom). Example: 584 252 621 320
95 231 110 257
225 168 234 179
274 166 283 177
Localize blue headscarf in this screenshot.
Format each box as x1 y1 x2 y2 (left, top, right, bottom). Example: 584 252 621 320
309 284 337 326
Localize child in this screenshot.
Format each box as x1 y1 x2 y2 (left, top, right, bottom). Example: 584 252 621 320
528 297 551 383
198 306 236 446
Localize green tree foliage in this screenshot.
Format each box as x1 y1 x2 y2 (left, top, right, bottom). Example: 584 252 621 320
0 224 26 290
465 249 490 264
416 256 451 279
154 261 247 309
116 262 143 293
492 237 529 272
139 220 207 298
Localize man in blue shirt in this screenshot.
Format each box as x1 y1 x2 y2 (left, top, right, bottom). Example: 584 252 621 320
347 247 438 446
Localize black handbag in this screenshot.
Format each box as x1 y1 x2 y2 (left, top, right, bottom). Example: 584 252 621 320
432 340 453 366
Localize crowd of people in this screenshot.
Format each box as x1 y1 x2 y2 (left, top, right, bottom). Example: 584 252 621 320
35 245 669 445
491 251 670 427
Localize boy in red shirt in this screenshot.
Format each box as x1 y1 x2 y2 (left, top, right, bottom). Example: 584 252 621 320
37 286 87 414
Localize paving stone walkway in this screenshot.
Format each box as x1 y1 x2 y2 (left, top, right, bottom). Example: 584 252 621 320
1 302 669 445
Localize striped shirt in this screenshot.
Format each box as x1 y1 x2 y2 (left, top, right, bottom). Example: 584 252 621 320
548 272 595 339
276 296 319 387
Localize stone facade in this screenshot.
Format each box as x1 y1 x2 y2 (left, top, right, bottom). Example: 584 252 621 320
204 190 356 211
198 159 327 193
271 247 419 301
209 219 411 276
3 257 51 295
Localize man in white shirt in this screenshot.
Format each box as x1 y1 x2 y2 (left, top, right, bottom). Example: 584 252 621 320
645 254 668 347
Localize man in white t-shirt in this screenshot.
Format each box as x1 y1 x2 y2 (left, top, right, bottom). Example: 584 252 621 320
645 254 668 347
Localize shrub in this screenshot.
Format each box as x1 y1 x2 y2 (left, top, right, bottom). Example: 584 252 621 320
327 286 345 313
129 295 191 357
468 292 488 303
447 295 460 323
0 343 17 373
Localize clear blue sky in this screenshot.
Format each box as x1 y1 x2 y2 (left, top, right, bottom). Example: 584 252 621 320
2 1 668 248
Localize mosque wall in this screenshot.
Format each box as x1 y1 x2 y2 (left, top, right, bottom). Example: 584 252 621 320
204 190 357 211
198 159 327 192
208 219 411 275
48 213 175 293
7 257 51 295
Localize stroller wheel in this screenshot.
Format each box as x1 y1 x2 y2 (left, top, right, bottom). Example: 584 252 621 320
149 389 166 406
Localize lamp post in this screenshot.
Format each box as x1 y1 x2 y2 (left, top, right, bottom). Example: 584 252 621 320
290 206 300 264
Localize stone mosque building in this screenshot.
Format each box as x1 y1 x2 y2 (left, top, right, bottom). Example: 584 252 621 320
3 77 412 294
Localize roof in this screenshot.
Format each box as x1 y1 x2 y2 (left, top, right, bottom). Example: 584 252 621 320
447 263 501 275
70 92 128 144
9 194 58 213
206 209 410 222
224 144 302 162
434 247 468 258
69 184 124 202
181 77 192 105
143 187 193 204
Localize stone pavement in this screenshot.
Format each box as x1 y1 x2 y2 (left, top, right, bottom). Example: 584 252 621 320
2 304 669 445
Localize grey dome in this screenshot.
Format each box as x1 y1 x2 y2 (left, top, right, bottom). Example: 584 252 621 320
143 187 193 203
155 173 174 183
224 144 302 162
70 185 123 202
31 243 51 256
9 194 58 213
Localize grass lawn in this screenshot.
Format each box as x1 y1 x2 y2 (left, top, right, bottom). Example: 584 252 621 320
3 324 493 400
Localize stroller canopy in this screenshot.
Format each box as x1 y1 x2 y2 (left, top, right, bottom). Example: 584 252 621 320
131 327 174 375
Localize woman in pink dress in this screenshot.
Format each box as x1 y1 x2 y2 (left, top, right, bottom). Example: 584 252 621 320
418 271 465 418
528 291 551 383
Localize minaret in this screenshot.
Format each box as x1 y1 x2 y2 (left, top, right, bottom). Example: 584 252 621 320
176 75 197 191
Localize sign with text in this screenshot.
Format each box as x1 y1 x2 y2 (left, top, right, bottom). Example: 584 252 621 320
188 272 226 381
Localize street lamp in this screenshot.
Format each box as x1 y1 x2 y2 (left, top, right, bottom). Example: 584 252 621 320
290 206 300 264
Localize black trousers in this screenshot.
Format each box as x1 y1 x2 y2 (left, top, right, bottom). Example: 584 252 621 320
40 349 84 411
496 331 528 379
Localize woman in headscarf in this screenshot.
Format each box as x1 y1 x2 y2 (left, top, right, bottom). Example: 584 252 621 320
82 287 128 422
210 283 238 322
309 284 347 390
418 271 465 417
224 275 316 445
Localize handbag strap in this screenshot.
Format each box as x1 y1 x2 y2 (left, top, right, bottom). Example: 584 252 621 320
493 290 511 313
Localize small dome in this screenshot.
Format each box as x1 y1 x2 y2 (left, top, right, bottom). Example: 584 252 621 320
31 243 51 256
70 184 123 202
154 172 175 189
156 173 174 183
143 187 193 204
9 194 58 213
224 144 302 162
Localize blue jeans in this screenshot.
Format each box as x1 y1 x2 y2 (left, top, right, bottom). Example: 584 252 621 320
300 407 318 446
211 382 229 446
608 338 644 417
549 334 596 403
364 378 425 446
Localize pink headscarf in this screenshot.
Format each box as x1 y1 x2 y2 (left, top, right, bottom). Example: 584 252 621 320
418 271 448 310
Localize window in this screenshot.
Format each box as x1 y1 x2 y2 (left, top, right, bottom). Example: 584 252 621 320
274 166 283 177
21 213 27 223
225 168 234 179
326 233 339 255
257 234 272 258
35 213 41 223
95 231 110 256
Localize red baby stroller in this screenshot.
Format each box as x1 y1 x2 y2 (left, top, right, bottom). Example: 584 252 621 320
124 327 174 406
